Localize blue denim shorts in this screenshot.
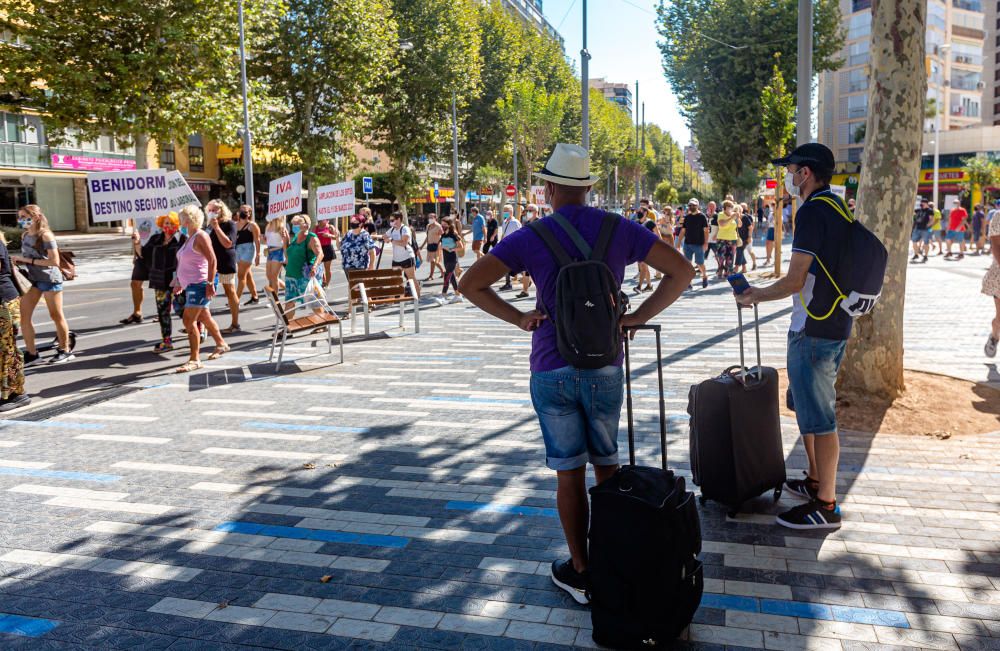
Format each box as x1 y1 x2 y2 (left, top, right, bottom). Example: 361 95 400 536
236 242 256 263
910 228 931 243
946 230 966 242
787 331 848 436
529 365 624 471
682 243 706 265
184 281 211 308
766 227 776 242
267 248 285 263
32 280 62 292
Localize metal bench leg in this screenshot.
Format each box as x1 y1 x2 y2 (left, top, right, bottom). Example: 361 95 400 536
327 325 333 355
399 302 404 328
349 300 356 334
268 327 281 362
276 330 288 371
363 303 371 336
338 321 344 364
413 297 420 333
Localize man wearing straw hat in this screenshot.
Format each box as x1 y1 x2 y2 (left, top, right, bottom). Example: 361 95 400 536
460 143 693 603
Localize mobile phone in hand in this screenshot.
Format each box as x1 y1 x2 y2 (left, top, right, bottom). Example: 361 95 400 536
727 273 751 295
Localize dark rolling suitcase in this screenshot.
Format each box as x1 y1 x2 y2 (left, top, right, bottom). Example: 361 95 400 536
589 325 703 649
687 304 785 516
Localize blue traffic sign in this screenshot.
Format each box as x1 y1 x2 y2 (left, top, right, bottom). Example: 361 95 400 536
433 181 439 198
362 176 373 194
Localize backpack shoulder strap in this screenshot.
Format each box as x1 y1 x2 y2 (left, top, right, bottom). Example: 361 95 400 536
527 220 573 267
809 193 855 224
591 213 620 261
549 212 593 258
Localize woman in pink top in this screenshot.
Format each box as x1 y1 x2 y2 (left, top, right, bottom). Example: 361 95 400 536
175 206 228 373
313 218 340 288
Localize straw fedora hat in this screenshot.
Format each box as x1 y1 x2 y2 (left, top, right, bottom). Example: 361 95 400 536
533 143 600 187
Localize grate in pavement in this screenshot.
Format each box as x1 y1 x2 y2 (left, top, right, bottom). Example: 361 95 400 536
4 384 143 422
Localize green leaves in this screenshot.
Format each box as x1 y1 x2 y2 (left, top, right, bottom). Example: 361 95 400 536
498 80 567 194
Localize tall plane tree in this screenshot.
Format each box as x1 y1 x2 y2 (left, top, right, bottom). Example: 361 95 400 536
1 0 282 167
838 0 926 398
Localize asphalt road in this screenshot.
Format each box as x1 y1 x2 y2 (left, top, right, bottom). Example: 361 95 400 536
11 233 465 416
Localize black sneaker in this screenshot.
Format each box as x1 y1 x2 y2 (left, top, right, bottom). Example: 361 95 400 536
922 255 928 263
784 472 819 501
67 331 78 353
701 277 709 289
551 559 589 605
49 349 75 364
910 254 919 261
22 351 41 367
0 393 30 412
776 499 842 530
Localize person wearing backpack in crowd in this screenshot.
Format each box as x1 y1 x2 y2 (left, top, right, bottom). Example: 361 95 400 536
735 143 857 530
383 212 419 297
459 143 693 604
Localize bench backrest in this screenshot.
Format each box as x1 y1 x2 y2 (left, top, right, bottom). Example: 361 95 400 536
265 286 290 326
346 269 407 301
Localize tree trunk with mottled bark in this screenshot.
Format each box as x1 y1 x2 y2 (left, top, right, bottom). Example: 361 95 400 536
837 0 926 400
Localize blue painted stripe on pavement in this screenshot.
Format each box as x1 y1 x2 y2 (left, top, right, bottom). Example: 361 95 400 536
242 421 368 433
390 356 482 361
214 521 409 548
418 396 530 405
0 467 120 482
0 420 105 430
445 501 558 518
0 613 59 637
697 595 910 629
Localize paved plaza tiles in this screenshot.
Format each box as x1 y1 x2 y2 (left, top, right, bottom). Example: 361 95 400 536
0 256 997 650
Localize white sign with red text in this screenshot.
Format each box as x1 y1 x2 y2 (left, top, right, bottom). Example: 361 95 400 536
315 180 355 219
267 171 302 219
530 185 548 208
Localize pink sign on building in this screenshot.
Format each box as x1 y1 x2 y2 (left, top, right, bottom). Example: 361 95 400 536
51 154 136 172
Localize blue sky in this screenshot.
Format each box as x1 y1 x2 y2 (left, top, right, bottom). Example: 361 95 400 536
541 0 692 145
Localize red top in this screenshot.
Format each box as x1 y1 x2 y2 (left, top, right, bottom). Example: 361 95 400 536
948 207 968 231
314 223 334 246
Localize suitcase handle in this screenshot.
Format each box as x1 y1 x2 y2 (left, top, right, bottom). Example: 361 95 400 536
623 324 667 470
736 304 762 384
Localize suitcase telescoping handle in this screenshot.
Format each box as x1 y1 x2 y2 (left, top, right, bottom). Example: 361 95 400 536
622 324 667 471
736 303 762 384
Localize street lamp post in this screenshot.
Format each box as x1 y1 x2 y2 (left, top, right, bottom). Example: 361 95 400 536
634 81 640 211
237 0 254 214
796 0 812 145
933 44 950 209
581 0 590 152
452 92 461 220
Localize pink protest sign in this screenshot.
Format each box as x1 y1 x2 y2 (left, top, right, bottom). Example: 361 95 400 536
51 154 136 172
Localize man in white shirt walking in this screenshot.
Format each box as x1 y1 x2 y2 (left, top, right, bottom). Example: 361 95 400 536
383 211 420 297
499 203 520 290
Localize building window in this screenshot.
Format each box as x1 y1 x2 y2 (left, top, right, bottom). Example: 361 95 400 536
161 144 175 170
188 146 204 172
929 2 946 30
952 0 982 11
851 0 871 11
848 41 870 66
847 148 863 163
847 13 871 39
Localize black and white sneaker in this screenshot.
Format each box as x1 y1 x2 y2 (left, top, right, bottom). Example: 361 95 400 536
986 335 998 358
551 559 589 605
22 351 41 367
784 472 819 501
49 349 75 364
0 393 31 412
776 499 842 530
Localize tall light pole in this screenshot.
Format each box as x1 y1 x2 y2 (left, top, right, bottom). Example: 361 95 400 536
641 102 646 199
451 92 461 219
237 0 254 213
634 81 640 211
581 0 590 152
932 44 950 209
796 0 813 145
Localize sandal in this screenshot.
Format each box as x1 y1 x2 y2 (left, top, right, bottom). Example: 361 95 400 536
119 314 142 325
207 345 231 360
175 360 203 373
221 325 242 334
243 297 259 306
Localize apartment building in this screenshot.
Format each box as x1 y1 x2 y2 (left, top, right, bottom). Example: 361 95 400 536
589 78 634 117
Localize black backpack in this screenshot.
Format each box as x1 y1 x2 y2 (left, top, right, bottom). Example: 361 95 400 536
527 212 627 369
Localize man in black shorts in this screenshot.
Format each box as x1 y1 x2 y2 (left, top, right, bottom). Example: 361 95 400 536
121 219 149 324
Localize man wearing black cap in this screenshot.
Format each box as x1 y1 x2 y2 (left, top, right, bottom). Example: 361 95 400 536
735 142 849 531
912 198 933 263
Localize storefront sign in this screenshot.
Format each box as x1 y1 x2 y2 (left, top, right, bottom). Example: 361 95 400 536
267 171 302 219
167 171 200 211
316 180 355 219
52 154 136 172
189 182 212 193
87 169 168 223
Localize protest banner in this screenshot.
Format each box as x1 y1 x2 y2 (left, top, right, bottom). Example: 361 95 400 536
530 185 548 208
267 172 302 219
167 171 201 211
87 169 169 223
316 181 355 220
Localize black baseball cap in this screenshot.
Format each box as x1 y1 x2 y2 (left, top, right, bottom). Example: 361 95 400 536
771 143 835 175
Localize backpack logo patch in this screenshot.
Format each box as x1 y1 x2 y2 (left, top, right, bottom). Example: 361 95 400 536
584 300 595 308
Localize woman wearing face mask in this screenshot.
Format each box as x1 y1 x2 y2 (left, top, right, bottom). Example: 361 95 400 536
437 217 466 303
284 214 324 320
498 204 520 291
234 205 260 306
175 205 228 372
715 200 739 277
205 200 241 333
516 204 540 298
0 227 27 411
145 212 186 353
483 210 499 254
12 205 74 365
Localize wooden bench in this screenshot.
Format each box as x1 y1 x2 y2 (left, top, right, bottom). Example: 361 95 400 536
264 287 344 370
345 268 420 335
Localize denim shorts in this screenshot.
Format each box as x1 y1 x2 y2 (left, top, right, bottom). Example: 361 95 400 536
267 249 285 263
682 243 706 265
529 365 624 471
910 228 931 243
786 330 848 436
236 242 256 263
32 280 63 293
284 276 312 305
766 227 775 242
184 281 211 308
947 230 966 242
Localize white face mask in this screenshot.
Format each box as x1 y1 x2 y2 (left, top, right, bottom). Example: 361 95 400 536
784 171 801 198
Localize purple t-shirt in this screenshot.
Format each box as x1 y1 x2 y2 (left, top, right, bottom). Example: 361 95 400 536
491 205 659 372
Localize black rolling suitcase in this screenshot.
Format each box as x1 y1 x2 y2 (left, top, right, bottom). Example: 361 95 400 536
589 325 703 649
687 304 785 516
